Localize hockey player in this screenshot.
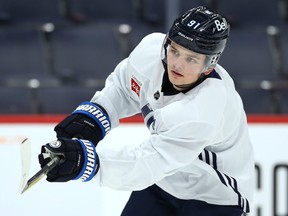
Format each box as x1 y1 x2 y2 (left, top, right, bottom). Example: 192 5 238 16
39 6 254 216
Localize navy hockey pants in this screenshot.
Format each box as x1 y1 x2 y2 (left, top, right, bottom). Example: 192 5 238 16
121 184 243 216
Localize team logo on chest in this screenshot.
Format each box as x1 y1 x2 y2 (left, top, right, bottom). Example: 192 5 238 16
131 75 142 97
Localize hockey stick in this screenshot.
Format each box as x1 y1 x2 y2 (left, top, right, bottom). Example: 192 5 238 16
19 138 61 194
21 156 60 194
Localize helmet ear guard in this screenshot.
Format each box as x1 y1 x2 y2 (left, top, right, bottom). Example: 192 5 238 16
204 54 220 70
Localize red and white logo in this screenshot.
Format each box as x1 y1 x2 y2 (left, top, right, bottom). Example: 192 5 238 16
131 75 142 97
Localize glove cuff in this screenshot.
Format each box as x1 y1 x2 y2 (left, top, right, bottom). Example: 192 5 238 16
72 101 111 139
73 139 99 182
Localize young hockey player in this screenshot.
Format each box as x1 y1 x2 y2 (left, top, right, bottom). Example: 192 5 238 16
39 6 254 216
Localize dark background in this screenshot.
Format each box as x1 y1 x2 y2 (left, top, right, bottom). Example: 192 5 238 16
0 0 287 114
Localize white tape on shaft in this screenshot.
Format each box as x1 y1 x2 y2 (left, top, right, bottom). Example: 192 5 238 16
19 138 31 194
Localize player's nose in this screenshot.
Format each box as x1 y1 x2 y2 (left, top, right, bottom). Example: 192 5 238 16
173 59 184 72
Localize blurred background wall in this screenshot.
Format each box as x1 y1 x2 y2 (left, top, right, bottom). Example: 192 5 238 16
0 0 287 114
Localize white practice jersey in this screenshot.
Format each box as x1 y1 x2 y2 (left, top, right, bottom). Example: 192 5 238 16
91 33 254 213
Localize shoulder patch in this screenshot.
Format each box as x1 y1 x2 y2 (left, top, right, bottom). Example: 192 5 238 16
131 75 142 97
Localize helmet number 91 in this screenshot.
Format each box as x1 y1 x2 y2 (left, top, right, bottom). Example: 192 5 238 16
187 20 200 29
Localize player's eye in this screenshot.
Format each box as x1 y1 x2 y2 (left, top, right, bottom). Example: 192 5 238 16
169 47 179 56
186 56 197 64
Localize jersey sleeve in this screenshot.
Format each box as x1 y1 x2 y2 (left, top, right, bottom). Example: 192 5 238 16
90 33 165 129
90 58 141 128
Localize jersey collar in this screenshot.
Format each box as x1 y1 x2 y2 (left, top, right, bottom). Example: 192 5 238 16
161 64 221 96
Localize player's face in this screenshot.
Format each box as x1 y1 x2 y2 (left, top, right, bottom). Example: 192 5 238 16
166 42 207 90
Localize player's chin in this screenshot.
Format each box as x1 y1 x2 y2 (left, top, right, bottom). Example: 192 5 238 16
170 80 186 90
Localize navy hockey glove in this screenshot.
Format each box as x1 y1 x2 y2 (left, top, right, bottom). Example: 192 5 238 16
38 138 99 182
54 101 111 145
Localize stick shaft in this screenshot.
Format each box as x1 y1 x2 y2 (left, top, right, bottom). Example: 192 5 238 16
21 156 60 194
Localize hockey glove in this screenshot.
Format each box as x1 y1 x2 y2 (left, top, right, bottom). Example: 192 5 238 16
38 138 99 182
54 101 111 145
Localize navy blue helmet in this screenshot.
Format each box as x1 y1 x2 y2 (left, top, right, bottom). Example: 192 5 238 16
164 6 230 68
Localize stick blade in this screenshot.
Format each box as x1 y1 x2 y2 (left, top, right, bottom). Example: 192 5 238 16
19 138 31 194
